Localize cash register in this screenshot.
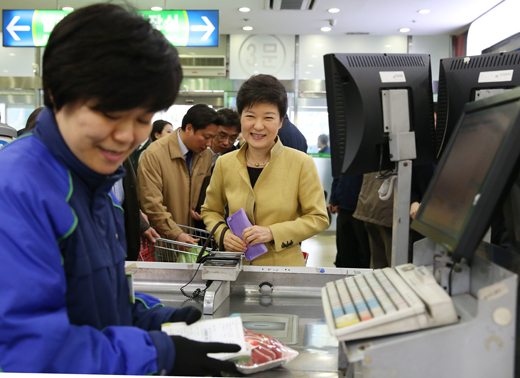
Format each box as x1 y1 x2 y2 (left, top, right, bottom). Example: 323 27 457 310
322 87 520 377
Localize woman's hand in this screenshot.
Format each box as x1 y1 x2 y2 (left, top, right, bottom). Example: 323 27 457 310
242 226 273 246
224 231 247 252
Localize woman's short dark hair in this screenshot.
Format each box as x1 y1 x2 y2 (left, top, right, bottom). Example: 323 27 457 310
150 120 172 142
181 104 221 132
236 74 288 119
25 107 45 133
216 108 241 133
43 4 182 113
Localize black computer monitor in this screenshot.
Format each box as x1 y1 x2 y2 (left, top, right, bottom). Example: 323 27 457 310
412 87 520 263
324 53 435 177
436 51 520 161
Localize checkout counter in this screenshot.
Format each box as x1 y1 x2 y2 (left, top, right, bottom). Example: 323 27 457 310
127 238 518 377
126 261 369 377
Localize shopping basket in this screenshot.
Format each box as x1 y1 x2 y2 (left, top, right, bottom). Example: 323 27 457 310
138 225 219 263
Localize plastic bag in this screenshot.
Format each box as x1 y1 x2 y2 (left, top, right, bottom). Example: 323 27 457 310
234 328 299 374
177 244 207 263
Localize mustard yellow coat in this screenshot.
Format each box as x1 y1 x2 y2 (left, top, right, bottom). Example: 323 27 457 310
201 138 329 266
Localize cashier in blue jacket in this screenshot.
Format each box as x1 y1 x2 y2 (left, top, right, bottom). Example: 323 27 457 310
0 4 238 376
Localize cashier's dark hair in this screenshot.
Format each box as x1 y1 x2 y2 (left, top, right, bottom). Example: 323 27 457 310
236 74 288 119
42 3 182 113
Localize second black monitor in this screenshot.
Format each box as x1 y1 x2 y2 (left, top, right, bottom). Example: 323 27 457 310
436 51 520 161
324 53 435 177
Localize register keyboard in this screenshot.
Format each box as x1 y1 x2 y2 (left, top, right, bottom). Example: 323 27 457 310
321 264 458 341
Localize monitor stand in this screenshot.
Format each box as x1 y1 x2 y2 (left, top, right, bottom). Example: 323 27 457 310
381 89 417 266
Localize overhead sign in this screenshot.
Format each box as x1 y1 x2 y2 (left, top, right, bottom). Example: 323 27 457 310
2 9 219 47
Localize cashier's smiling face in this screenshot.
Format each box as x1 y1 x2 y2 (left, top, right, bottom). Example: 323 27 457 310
55 102 154 175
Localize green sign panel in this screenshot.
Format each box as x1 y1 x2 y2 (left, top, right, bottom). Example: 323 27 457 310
3 9 219 47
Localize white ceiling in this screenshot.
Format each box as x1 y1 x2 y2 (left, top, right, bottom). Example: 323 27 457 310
1 0 505 36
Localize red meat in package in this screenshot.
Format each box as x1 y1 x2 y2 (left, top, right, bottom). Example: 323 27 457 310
235 328 299 374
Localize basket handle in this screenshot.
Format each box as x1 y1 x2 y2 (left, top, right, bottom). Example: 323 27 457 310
195 221 228 263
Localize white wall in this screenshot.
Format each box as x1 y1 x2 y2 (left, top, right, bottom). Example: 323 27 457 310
467 0 520 56
229 34 295 80
0 33 37 77
409 35 451 82
299 35 408 80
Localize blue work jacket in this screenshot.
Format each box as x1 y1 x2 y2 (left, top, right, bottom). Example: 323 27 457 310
0 108 176 374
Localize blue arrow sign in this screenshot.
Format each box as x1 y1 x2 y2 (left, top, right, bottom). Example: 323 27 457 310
2 9 219 47
186 10 219 47
2 10 34 47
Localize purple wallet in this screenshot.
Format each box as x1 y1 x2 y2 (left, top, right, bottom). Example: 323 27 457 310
227 208 268 261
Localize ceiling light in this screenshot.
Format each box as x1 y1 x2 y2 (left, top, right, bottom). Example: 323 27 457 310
151 6 162 11
239 7 251 12
328 8 340 13
62 7 74 11
418 9 431 14
385 45 392 48
305 71 311 74
243 26 253 31
399 28 411 33
308 64 314 67
321 26 331 32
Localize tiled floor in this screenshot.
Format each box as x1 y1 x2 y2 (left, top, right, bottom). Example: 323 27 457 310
302 232 337 268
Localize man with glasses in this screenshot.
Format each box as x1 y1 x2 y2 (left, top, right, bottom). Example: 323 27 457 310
210 108 241 167
193 108 241 230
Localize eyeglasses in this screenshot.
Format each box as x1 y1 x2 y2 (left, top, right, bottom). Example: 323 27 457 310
214 133 238 143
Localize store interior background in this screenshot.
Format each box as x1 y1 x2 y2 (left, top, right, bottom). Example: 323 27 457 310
1 0 519 267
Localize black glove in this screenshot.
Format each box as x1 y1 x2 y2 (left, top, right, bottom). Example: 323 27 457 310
169 306 202 325
169 336 241 376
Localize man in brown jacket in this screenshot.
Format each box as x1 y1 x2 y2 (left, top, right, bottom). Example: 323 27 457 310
137 104 220 245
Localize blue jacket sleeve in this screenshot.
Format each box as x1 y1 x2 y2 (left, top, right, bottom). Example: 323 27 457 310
0 182 173 374
132 292 177 330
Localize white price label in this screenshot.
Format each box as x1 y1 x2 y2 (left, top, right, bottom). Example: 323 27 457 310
379 71 406 83
478 69 514 83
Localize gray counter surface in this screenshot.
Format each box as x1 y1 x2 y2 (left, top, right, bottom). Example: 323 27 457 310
126 262 371 377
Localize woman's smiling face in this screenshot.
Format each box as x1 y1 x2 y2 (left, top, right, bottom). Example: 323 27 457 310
240 102 283 151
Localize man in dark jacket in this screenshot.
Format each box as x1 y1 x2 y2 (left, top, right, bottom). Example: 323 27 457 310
277 115 308 153
329 174 371 268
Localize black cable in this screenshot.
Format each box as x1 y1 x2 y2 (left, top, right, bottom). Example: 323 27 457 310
379 144 384 176
180 261 206 300
376 146 396 179
448 263 455 296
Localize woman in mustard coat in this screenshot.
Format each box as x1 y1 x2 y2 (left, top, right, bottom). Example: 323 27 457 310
201 74 329 266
